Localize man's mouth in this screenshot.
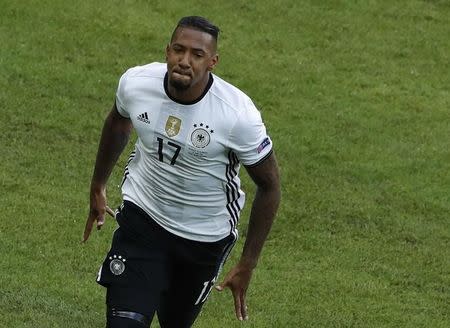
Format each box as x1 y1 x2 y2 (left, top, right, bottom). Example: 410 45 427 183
173 69 191 78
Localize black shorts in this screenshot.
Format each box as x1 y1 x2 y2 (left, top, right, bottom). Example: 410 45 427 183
96 201 236 327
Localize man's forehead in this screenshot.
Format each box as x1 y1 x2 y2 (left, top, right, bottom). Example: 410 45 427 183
171 27 216 50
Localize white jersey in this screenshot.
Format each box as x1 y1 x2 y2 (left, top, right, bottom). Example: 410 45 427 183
116 62 273 242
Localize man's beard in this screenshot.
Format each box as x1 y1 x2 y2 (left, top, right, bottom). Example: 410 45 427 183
169 77 190 91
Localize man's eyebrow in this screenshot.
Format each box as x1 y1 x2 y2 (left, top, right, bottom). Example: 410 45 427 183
172 42 207 51
171 42 185 48
192 48 207 53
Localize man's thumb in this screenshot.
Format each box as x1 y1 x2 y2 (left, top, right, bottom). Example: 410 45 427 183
96 215 105 229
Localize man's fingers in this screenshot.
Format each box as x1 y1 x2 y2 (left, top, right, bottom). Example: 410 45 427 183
232 290 244 321
82 228 92 242
82 217 95 242
240 293 248 320
233 290 248 321
215 274 232 291
83 207 110 242
214 279 243 319
215 277 230 291
96 214 105 230
105 206 116 218
214 273 249 320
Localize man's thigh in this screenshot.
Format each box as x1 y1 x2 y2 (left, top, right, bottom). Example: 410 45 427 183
97 226 169 319
157 234 236 327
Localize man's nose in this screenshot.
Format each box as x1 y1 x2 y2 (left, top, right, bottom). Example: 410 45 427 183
179 53 191 67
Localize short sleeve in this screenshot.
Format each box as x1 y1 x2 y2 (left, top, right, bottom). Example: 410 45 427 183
228 99 273 167
115 71 130 118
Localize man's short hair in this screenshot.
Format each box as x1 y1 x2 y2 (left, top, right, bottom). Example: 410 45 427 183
172 16 220 42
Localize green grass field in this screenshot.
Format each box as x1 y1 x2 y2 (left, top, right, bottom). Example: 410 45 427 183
1 0 449 327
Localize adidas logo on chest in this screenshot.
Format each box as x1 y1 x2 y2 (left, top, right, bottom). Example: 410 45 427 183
137 112 150 124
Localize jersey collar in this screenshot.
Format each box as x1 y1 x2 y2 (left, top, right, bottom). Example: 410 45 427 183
163 72 213 105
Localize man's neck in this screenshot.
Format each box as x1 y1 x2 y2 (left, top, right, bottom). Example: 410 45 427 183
167 86 201 103
164 73 213 105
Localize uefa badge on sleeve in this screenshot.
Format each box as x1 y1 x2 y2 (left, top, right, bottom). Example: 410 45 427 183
257 137 271 153
109 254 126 275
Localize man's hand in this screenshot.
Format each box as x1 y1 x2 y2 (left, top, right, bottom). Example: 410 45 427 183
216 263 254 321
82 189 114 242
82 105 132 243
215 153 280 320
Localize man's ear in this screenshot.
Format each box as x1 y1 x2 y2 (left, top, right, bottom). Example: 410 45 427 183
165 44 170 61
208 54 219 71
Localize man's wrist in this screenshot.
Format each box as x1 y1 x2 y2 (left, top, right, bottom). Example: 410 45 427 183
90 183 106 194
237 257 258 270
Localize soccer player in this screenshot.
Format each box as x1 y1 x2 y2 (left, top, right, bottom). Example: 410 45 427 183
83 16 280 328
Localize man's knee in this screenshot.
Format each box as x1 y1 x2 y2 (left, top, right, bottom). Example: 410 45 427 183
107 307 150 328
157 307 200 328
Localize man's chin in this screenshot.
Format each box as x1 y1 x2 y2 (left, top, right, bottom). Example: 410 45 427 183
169 78 191 91
169 73 191 91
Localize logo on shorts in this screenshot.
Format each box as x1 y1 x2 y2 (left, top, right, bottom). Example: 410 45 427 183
109 254 126 275
191 123 214 148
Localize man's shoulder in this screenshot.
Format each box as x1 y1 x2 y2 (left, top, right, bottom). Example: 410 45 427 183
121 62 166 80
210 74 255 111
